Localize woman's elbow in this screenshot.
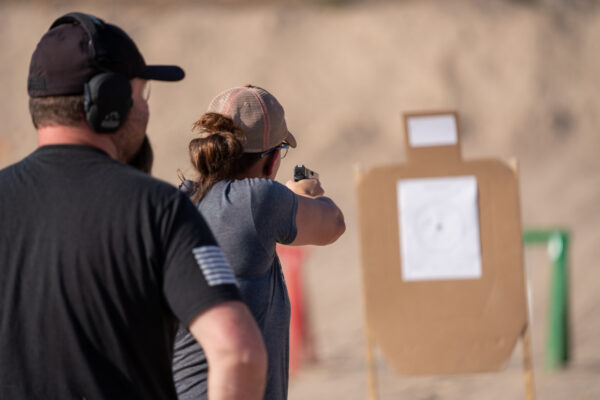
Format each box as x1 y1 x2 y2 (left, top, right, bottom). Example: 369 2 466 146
323 210 346 245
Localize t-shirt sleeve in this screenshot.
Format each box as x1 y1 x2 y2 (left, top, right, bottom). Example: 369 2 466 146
251 179 298 246
160 191 241 328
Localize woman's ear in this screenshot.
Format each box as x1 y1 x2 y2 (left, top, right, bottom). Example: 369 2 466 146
264 150 280 178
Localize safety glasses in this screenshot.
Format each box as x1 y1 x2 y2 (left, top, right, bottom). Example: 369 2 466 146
260 142 290 159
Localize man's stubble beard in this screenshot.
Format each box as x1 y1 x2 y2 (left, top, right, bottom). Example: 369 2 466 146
127 135 154 174
113 98 153 173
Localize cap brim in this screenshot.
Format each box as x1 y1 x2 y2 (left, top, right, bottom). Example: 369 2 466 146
141 65 185 81
286 131 297 148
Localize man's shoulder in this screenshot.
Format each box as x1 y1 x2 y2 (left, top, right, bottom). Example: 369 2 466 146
116 167 184 205
117 165 172 188
0 160 21 177
0 150 36 174
0 152 42 187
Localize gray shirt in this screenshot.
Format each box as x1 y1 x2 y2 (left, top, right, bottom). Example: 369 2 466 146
173 178 298 400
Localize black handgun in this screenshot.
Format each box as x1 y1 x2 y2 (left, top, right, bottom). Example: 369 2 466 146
294 165 319 182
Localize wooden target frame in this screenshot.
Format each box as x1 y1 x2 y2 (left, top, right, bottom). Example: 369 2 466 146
355 111 535 399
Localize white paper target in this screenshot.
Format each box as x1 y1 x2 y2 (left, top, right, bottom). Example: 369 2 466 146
397 175 482 281
407 114 457 147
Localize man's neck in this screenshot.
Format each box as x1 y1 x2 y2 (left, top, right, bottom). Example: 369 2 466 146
37 124 118 159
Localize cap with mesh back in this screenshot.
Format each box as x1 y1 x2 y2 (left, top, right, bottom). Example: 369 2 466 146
206 85 297 153
27 15 185 98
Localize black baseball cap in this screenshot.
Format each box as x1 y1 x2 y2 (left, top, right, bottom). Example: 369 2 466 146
28 13 185 97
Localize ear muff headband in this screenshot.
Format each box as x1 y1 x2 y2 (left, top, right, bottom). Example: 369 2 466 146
49 12 133 133
50 12 103 59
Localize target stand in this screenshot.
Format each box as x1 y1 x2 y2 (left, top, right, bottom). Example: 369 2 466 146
355 111 535 399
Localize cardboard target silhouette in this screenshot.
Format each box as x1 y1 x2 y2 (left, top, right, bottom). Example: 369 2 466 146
356 111 528 377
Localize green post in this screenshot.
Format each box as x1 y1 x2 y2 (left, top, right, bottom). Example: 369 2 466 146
522 229 570 371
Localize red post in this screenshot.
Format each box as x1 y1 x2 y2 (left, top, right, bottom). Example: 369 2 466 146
277 244 315 375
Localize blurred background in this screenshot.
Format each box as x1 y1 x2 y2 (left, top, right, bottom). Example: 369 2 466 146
1 0 599 398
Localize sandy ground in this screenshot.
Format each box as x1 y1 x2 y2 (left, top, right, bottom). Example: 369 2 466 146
1 1 599 398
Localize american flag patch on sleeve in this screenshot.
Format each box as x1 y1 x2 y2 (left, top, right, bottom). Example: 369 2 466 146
192 245 238 287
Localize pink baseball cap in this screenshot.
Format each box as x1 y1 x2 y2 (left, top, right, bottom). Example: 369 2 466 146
207 85 297 153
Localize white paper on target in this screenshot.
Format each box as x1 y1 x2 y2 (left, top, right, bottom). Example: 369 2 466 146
407 114 457 147
397 175 482 281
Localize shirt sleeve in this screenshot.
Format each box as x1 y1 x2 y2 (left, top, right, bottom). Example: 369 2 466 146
251 179 298 246
160 191 241 328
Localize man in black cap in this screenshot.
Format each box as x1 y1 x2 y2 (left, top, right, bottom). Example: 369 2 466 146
0 12 266 400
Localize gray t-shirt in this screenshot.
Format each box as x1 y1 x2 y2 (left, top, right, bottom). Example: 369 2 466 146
172 178 298 400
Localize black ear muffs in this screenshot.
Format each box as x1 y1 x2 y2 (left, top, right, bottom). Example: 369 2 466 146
84 72 132 133
51 12 133 133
